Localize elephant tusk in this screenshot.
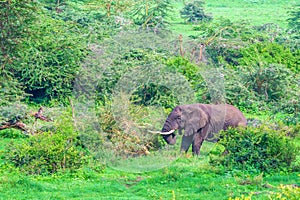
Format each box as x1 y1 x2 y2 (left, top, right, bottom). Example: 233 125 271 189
147 130 175 135
161 129 175 135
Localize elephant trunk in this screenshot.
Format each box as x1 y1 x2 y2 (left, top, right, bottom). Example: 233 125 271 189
161 123 177 145
162 133 176 145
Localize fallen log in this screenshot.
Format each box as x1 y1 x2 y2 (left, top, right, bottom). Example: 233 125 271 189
0 106 52 133
0 121 27 131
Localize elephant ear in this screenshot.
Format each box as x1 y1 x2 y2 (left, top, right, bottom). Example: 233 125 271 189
184 106 208 136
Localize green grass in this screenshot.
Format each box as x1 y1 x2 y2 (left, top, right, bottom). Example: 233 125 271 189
0 160 299 199
0 136 299 200
170 0 297 36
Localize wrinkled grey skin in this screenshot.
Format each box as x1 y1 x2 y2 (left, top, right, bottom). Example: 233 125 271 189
161 104 247 155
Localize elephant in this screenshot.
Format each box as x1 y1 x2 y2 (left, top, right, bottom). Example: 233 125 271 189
160 104 247 155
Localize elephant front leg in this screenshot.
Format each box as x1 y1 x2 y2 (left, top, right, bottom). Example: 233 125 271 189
180 135 193 153
192 127 208 155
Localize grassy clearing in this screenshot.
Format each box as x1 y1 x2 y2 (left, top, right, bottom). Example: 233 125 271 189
0 159 299 199
170 0 297 36
0 137 299 200
204 0 296 27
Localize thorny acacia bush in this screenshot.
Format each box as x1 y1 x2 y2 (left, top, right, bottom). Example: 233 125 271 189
210 125 298 173
4 114 90 175
98 101 164 158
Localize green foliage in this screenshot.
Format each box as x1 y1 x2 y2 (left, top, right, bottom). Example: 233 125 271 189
210 125 298 173
98 103 162 157
0 0 37 104
1 1 300 199
0 0 37 64
180 0 212 23
0 103 28 122
95 49 157 104
0 129 28 139
238 42 299 72
243 63 293 102
269 184 300 200
0 74 26 105
192 19 260 65
131 83 179 109
192 19 299 70
42 1 122 42
15 13 87 102
225 63 299 113
0 1 89 104
166 56 208 103
4 114 89 175
90 35 175 106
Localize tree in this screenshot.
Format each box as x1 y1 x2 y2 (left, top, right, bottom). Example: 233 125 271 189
1 1 89 104
180 0 212 23
0 0 37 105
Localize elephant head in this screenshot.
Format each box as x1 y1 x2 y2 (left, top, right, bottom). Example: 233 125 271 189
161 105 208 145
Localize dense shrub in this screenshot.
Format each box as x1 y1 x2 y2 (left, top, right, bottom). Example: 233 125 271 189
4 114 89 175
0 1 38 105
0 129 28 139
15 14 87 102
238 42 299 72
0 75 26 105
166 57 208 103
269 184 300 200
210 125 298 173
131 83 179 109
224 63 299 113
98 103 163 157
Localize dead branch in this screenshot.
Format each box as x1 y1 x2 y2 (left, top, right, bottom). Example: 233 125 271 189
0 107 52 133
33 106 53 122
0 121 27 132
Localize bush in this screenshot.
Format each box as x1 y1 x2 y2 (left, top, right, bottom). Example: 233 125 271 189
0 129 28 139
224 63 299 114
269 184 300 200
98 102 163 157
166 57 208 103
4 114 90 175
238 42 299 73
180 1 212 23
15 14 87 102
210 125 298 173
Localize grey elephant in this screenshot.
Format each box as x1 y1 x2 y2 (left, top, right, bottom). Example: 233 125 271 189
160 104 247 155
